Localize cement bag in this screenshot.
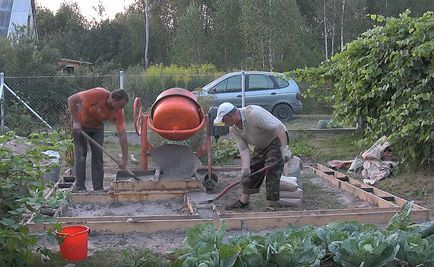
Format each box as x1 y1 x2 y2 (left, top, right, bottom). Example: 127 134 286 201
279 198 302 207
362 135 389 160
280 176 298 192
283 156 302 177
280 188 303 199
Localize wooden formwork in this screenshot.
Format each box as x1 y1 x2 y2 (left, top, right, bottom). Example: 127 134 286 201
26 164 431 234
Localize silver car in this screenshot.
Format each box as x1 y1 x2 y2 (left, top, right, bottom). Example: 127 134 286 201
201 71 302 121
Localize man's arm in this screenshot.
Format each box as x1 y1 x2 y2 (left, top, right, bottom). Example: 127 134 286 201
275 125 288 146
275 125 292 162
232 131 251 179
118 131 128 169
68 93 82 134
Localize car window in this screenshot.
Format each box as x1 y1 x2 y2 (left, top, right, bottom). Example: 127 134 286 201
274 76 289 88
248 74 275 91
214 75 241 93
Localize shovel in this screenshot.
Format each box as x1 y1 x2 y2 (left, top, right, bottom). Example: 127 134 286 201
80 130 141 181
199 159 283 204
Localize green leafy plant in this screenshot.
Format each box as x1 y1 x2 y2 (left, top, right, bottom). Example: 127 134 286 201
393 231 434 266
121 248 169 267
228 233 268 267
0 131 71 266
291 10 434 169
211 139 240 166
329 231 399 267
265 226 325 267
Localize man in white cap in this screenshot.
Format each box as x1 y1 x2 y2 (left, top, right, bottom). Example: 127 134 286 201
214 102 292 210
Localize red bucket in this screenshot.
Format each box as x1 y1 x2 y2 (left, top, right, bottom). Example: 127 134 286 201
56 225 90 262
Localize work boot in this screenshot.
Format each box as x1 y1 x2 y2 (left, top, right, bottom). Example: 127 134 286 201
225 200 249 210
73 185 87 192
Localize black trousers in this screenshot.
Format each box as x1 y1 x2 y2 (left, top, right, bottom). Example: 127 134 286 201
73 126 104 190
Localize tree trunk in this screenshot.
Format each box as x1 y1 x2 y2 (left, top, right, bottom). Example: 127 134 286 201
341 0 345 51
143 0 149 69
331 2 336 55
323 0 328 60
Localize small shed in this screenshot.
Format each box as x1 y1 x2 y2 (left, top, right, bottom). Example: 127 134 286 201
58 58 93 73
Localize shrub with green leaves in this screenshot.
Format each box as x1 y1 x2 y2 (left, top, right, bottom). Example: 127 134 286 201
291 10 433 169
0 131 71 266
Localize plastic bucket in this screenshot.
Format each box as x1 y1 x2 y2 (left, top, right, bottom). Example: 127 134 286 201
56 225 90 262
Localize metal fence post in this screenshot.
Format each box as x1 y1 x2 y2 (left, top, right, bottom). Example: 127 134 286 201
119 70 124 90
0 72 4 132
241 70 245 108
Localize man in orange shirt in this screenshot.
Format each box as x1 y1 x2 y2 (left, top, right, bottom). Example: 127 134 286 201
68 88 129 191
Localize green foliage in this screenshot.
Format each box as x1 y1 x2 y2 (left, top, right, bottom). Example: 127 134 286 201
125 64 219 111
170 204 434 266
393 232 434 267
170 3 208 66
212 139 240 166
171 223 227 267
288 138 315 157
265 226 325 267
292 10 434 169
329 231 400 267
0 131 71 266
228 233 267 266
121 248 169 267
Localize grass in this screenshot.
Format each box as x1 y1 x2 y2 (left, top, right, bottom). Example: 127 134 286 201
38 248 168 267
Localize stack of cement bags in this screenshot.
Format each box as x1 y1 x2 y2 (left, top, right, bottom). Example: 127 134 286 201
280 176 303 206
280 156 303 206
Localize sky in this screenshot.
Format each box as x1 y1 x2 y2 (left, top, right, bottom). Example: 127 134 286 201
35 0 136 21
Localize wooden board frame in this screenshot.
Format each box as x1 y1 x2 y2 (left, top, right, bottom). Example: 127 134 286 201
111 180 204 191
26 164 430 234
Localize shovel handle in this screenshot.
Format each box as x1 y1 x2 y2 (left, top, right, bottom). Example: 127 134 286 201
80 130 120 165
202 159 283 204
80 130 141 181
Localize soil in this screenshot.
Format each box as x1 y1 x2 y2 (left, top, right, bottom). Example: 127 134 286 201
62 197 187 217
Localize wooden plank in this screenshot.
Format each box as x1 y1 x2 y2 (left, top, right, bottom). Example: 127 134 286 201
312 166 399 208
54 207 401 222
315 164 429 211
70 191 186 203
27 208 429 234
111 180 203 191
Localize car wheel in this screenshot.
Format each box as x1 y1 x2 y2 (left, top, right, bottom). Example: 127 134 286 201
272 103 293 121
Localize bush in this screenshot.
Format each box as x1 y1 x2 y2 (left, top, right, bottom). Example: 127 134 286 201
0 131 71 266
292 10 433 169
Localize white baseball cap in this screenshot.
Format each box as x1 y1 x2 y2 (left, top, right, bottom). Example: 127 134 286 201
214 102 236 124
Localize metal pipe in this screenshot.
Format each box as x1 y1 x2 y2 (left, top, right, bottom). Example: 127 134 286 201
0 73 4 132
119 70 124 89
4 83 53 130
241 70 246 108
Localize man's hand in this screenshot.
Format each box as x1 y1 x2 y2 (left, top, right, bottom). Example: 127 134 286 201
280 145 292 163
72 122 82 135
118 158 127 169
240 168 251 186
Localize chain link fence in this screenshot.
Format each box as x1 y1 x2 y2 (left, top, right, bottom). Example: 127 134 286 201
0 71 336 136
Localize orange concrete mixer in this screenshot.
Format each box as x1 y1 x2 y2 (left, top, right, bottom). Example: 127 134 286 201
133 88 215 187
149 88 205 141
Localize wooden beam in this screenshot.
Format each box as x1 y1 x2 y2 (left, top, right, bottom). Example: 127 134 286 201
314 164 429 211
70 191 185 203
27 208 429 234
111 180 203 191
312 166 399 208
